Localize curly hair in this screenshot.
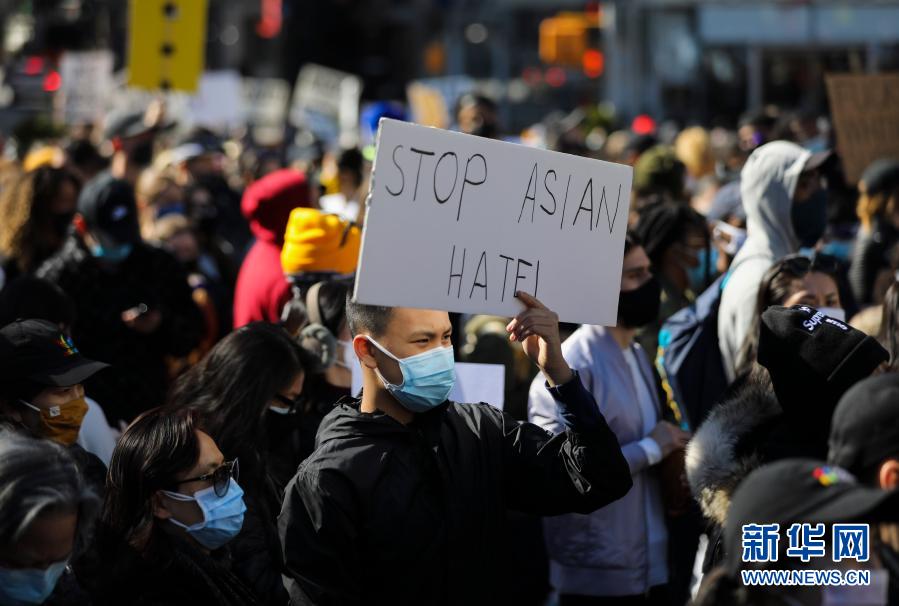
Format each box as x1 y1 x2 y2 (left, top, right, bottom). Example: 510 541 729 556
0 166 81 273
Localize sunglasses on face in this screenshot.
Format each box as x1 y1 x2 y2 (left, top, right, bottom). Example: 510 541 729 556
176 458 239 498
774 253 841 279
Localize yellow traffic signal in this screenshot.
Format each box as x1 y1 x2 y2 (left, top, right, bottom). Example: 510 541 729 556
539 14 587 67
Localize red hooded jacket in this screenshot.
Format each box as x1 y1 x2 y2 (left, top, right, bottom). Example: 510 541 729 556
233 169 309 328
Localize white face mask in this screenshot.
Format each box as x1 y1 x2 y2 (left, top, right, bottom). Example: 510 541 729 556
822 569 888 605
713 220 748 256
336 340 356 370
819 306 846 322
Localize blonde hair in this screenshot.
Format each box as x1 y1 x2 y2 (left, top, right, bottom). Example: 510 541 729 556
135 167 181 240
856 181 898 230
675 127 715 180
0 166 79 273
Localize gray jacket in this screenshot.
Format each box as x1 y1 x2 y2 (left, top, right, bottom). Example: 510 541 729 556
528 325 666 597
717 141 810 381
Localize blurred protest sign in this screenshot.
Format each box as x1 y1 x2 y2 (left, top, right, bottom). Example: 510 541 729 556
242 77 290 145
351 361 505 410
128 0 208 93
57 51 113 124
826 73 899 183
187 71 244 131
354 119 633 326
242 77 290 136
290 64 361 147
407 81 450 129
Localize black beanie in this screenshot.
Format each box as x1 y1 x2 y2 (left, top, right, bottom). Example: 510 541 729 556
634 201 705 267
758 306 888 421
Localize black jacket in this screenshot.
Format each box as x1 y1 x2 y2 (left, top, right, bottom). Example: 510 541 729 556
85 528 260 606
229 486 289 606
849 220 899 306
37 237 202 423
278 373 631 605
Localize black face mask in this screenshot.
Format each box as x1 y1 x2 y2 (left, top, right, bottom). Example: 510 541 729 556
50 212 75 239
128 140 155 167
791 189 828 248
617 276 662 328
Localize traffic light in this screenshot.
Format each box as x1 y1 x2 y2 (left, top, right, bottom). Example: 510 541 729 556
539 14 587 67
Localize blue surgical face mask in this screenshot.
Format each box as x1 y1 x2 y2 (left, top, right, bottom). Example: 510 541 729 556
685 247 719 293
821 240 853 262
0 559 68 605
90 242 133 263
366 337 455 413
160 478 246 550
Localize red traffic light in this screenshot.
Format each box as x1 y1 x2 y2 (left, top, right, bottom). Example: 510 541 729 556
582 49 604 78
43 70 61 92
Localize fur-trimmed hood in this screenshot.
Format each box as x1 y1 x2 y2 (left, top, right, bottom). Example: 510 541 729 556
686 377 781 526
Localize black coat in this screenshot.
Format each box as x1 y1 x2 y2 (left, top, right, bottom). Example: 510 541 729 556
278 374 632 605
86 529 260 606
37 237 203 423
229 487 289 606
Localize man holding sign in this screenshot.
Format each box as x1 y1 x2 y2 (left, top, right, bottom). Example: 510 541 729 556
278 292 632 604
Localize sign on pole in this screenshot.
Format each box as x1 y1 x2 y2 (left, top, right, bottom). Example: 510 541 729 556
242 77 290 127
353 119 633 326
57 50 113 124
187 71 244 131
825 73 899 184
127 0 208 93
290 64 361 146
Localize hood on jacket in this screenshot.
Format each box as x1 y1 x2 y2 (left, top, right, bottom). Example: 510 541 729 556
732 141 811 267
685 374 781 526
241 169 310 244
315 396 448 449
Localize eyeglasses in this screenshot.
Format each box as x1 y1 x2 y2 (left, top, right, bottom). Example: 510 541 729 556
176 458 239 498
274 393 301 411
773 253 841 279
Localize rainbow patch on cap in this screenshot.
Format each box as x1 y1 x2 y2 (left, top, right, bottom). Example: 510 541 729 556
813 466 841 487
57 334 79 357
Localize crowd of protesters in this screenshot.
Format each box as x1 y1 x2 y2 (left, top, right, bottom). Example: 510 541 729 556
0 91 898 606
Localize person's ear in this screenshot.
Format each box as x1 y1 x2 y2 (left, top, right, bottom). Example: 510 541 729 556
354 335 378 370
151 491 173 520
878 459 899 490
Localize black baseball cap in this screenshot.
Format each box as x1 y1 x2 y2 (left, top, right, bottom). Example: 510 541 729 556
757 305 888 417
860 158 899 197
724 458 899 575
78 173 142 246
104 111 153 141
802 150 833 173
829 374 899 477
0 319 108 387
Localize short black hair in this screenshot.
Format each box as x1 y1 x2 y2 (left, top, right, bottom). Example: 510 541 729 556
624 231 642 256
345 293 393 338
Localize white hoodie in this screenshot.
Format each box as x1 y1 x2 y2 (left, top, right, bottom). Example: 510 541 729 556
717 141 811 380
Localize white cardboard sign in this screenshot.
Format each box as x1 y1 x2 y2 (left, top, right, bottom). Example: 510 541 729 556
353 119 632 326
58 50 114 124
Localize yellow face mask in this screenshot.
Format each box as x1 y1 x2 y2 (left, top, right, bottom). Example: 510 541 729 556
19 397 89 446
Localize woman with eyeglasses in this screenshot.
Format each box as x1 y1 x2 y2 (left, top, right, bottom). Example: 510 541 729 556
89 407 258 605
168 322 316 605
734 253 843 378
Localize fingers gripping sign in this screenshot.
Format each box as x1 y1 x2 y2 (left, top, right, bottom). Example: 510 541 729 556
507 291 573 387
